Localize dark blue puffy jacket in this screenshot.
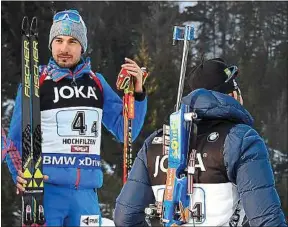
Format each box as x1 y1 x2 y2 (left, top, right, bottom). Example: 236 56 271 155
114 89 287 227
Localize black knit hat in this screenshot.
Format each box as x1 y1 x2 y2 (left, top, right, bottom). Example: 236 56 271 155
188 58 239 94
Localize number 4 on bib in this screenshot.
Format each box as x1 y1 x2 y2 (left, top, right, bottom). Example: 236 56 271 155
72 111 87 135
91 121 98 137
72 111 98 137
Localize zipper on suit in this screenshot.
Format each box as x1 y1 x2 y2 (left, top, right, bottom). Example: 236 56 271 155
71 75 77 86
75 168 80 189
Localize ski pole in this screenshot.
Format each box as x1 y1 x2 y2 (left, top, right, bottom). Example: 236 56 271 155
116 68 134 184
116 67 148 184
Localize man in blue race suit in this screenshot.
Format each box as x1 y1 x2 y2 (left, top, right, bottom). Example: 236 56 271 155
5 9 147 227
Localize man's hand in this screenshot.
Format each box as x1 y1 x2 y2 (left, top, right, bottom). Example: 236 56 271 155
121 58 143 93
16 170 49 194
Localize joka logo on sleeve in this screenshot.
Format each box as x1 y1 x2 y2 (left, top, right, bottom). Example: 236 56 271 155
80 215 100 226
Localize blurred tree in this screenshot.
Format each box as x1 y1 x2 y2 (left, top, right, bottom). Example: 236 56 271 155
1 1 287 224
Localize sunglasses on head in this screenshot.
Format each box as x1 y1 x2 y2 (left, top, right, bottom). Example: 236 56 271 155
224 65 239 83
53 11 83 24
207 64 240 94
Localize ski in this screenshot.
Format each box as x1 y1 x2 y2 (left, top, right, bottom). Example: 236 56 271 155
21 16 45 227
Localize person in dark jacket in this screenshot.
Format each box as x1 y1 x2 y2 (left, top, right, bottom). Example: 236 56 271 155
114 58 287 226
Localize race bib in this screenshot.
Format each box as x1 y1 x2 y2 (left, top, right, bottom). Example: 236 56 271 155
56 109 100 137
188 187 206 224
152 183 243 226
151 185 206 225
41 107 103 169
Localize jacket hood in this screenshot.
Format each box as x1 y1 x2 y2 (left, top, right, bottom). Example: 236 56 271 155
182 88 254 126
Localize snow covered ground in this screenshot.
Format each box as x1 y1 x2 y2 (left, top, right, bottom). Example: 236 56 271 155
102 218 115 226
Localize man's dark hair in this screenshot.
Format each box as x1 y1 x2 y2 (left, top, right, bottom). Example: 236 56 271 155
188 58 239 94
